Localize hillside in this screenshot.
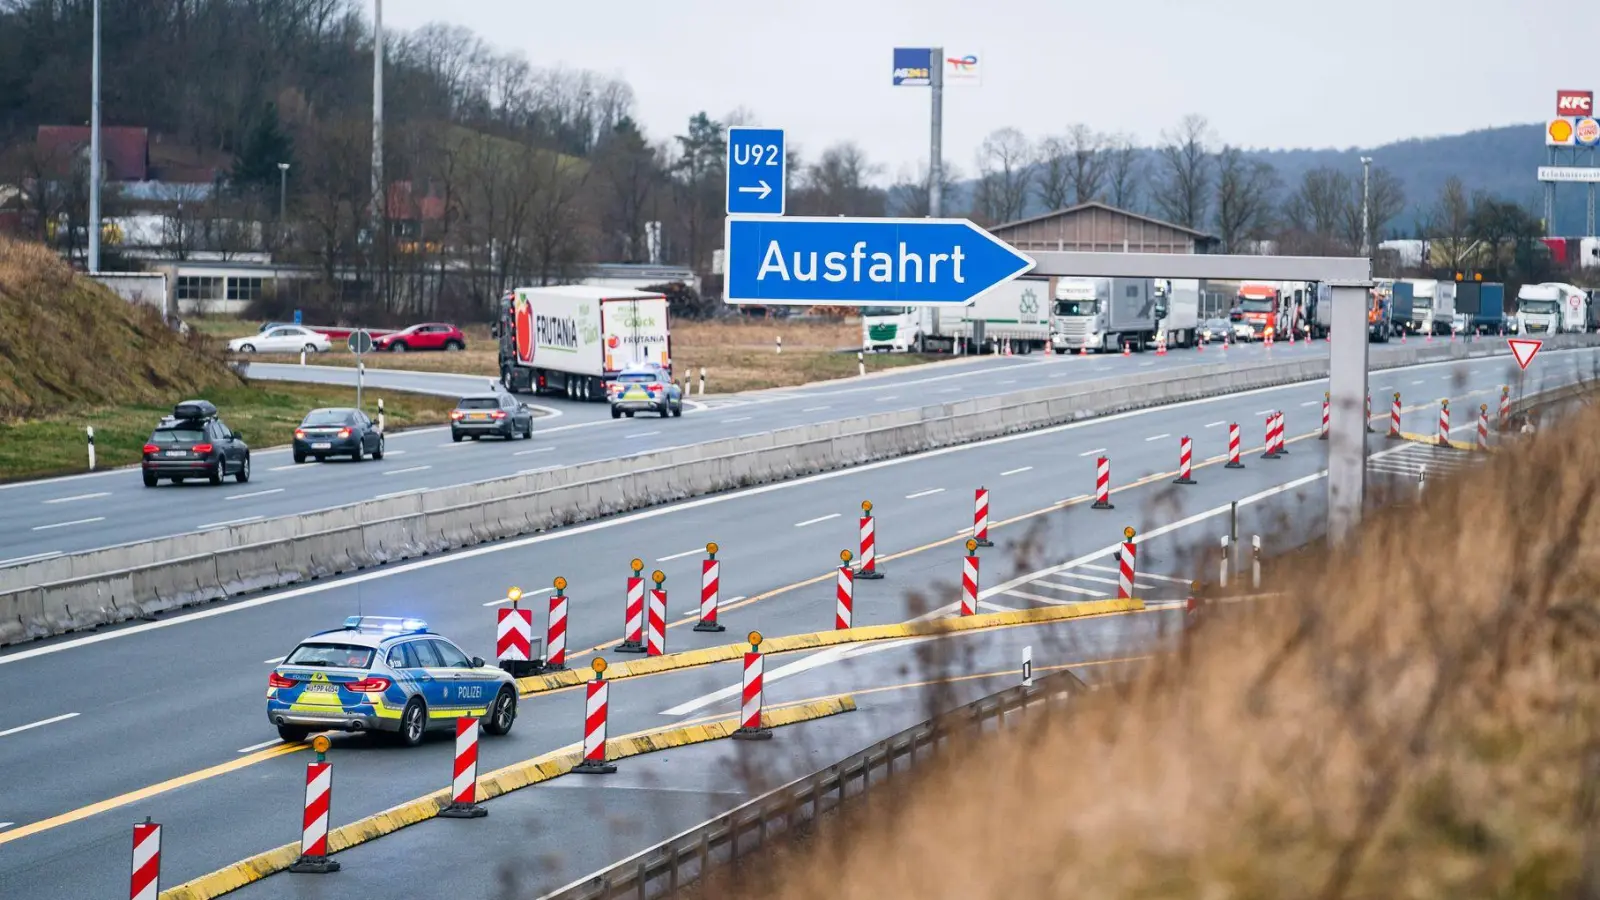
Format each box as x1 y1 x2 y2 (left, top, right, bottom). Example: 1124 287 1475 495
0 236 241 418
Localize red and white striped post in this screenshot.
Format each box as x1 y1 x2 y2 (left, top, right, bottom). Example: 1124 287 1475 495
1477 403 1489 451
1091 456 1114 509
1261 414 1279 459
1499 385 1511 430
1173 436 1196 485
732 632 773 740
573 659 618 774
1438 399 1451 447
618 560 646 653
1225 423 1244 469
439 717 487 818
836 550 855 630
542 578 568 671
973 487 994 548
695 543 727 632
129 818 162 900
1319 392 1330 440
960 539 980 616
1366 394 1375 433
1275 411 1290 454
857 501 884 579
289 737 339 873
1389 392 1403 439
1117 527 1138 600
646 571 668 657
495 587 535 676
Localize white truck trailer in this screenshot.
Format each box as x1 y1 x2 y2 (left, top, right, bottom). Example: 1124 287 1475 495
860 278 1051 353
1516 282 1589 335
495 285 672 400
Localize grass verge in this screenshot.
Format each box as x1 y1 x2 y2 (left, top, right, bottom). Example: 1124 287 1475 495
192 316 944 393
0 382 458 483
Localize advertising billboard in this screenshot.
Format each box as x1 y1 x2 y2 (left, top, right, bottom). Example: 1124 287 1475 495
943 52 982 86
1538 166 1600 183
892 48 932 86
1547 118 1576 146
1576 117 1600 147
1557 90 1594 116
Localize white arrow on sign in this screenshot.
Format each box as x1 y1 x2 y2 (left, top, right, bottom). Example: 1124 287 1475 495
736 180 772 200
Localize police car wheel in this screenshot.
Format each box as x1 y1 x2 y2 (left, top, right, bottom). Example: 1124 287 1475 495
483 688 517 736
396 698 427 747
277 725 310 744
611 407 621 419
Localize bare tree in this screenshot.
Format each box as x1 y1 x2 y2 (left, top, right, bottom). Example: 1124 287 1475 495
1034 136 1073 211
1065 124 1107 205
1423 176 1475 270
1104 134 1142 211
1212 146 1279 253
1281 167 1352 254
793 143 886 217
889 160 962 218
971 127 1033 225
1151 114 1213 229
1341 165 1405 256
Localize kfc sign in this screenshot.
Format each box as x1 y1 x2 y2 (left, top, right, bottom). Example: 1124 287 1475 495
1557 90 1594 115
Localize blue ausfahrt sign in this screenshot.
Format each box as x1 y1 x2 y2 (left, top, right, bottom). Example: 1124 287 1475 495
725 127 786 216
723 216 1035 306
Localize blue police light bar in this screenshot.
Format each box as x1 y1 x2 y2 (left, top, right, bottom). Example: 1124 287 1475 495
343 616 429 633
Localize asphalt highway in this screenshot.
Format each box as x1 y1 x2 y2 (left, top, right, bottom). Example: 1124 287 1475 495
0 335 1531 563
0 344 1574 898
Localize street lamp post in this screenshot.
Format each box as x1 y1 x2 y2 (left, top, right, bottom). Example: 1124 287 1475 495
1359 156 1372 258
278 163 290 221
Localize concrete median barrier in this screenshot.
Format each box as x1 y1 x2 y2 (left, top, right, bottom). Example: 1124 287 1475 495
3 335 1595 646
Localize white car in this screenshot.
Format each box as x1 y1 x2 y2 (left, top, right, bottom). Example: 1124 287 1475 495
228 326 331 354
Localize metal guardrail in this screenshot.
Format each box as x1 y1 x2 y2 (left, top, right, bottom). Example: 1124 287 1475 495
539 670 1087 900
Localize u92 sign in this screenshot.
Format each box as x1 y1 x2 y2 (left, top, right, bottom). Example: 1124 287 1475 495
726 127 786 217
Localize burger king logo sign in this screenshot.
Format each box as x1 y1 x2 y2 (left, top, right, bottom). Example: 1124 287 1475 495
1577 117 1600 147
1548 118 1576 146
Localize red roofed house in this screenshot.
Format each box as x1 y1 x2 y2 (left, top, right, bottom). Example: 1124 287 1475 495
35 125 150 181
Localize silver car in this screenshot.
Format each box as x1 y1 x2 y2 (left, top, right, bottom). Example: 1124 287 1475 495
266 616 519 746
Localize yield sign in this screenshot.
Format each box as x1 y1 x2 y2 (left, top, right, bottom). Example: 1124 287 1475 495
1508 338 1543 370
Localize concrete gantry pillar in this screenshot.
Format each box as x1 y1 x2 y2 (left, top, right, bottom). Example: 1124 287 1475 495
1327 281 1373 545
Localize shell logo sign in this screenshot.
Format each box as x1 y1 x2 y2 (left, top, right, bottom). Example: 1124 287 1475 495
1549 118 1576 146
1577 117 1600 147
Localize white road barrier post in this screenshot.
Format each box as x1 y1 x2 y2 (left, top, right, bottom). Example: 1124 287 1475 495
699 366 706 396
86 425 96 471
288 736 339 873
1251 535 1262 590
1219 535 1231 588
695 542 726 632
858 350 865 377
1022 645 1034 687
733 631 772 741
129 817 162 900
377 397 385 433
439 717 487 818
775 335 782 354
574 659 617 774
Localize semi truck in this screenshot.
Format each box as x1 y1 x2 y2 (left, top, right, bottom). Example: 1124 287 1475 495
1366 281 1412 342
1050 277 1163 353
860 278 1051 353
1152 278 1201 348
494 285 672 400
1453 282 1506 335
1401 279 1455 335
1235 282 1282 338
1515 283 1589 335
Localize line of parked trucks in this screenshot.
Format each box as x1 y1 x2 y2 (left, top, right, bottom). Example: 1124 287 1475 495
860 276 1599 354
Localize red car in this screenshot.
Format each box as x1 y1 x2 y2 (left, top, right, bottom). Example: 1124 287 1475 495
372 323 467 353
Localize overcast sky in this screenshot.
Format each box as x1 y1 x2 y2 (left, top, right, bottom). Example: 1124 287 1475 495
384 0 1589 176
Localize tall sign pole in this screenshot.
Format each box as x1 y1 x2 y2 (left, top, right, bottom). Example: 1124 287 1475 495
88 0 102 272
371 0 385 302
928 46 944 218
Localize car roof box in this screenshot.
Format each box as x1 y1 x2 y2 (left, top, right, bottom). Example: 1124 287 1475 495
173 399 218 420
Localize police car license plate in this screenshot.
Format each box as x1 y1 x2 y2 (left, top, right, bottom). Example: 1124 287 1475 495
304 682 338 693
312 442 332 450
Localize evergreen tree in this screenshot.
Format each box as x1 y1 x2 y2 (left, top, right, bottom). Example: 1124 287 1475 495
231 103 293 193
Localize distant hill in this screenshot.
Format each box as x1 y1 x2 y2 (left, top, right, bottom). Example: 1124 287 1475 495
951 124 1592 238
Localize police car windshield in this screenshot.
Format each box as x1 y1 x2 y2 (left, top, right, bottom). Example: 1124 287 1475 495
149 426 206 444
286 643 375 669
617 372 659 383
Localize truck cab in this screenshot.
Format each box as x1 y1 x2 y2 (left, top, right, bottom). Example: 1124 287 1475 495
1235 283 1281 338
1050 278 1108 352
1516 284 1564 335
861 306 933 353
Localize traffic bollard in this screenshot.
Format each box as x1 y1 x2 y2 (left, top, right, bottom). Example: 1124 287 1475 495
618 559 647 654
574 659 618 774
732 632 773 741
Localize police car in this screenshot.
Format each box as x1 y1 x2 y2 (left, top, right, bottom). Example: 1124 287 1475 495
266 617 518 746
608 363 683 419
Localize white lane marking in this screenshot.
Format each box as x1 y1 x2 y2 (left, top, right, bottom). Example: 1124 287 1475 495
801 406 831 413
383 451 407 457
0 550 62 567
268 462 320 471
0 712 79 738
877 395 900 402
225 488 284 501
197 516 263 529
906 488 945 499
794 513 840 528
32 517 104 531
1000 466 1032 477
263 655 286 664
999 379 1017 385
1050 572 1126 588
1411 379 1425 385
0 359 1536 665
382 466 431 476
978 601 1019 613
1030 580 1110 597
660 637 929 716
1049 372 1070 378
441 441 475 448
1300 400 1318 407
517 466 560 476
237 738 285 753
514 447 555 456
937 388 962 393
482 587 555 607
1204 421 1226 428
1004 588 1076 606
1079 563 1193 584
1144 433 1170 442
43 492 111 504
0 822 12 829
1138 362 1154 367
679 596 747 618
1078 448 1107 457
373 489 426 501
629 431 661 438
722 416 752 423
656 547 707 563
1253 408 1276 416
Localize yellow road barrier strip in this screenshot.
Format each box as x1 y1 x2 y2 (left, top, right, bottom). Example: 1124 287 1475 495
517 598 1142 695
1393 431 1485 453
159 695 856 900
